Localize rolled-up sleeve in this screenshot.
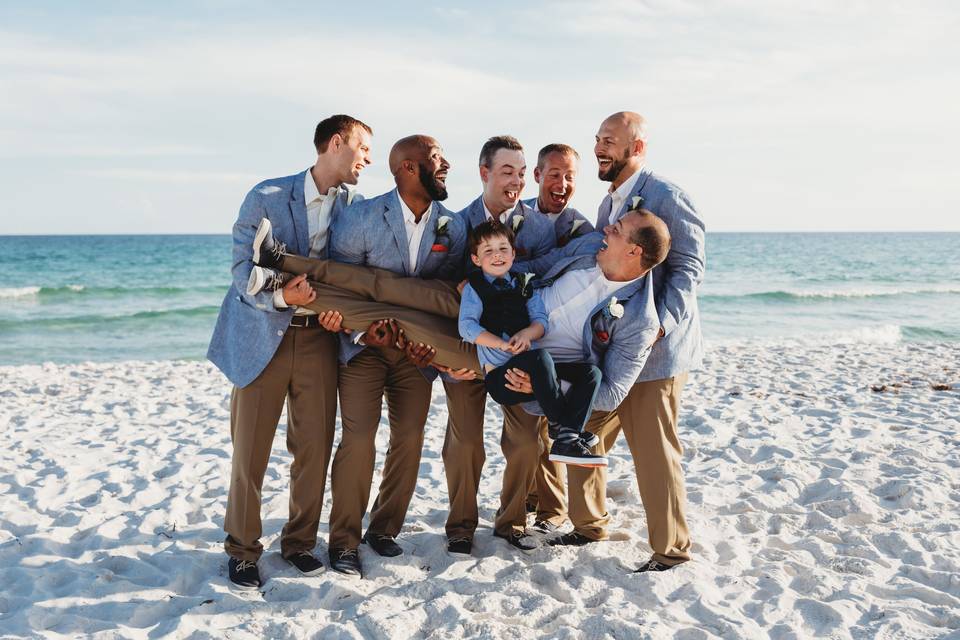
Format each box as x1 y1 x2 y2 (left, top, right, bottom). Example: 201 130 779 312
457 285 485 343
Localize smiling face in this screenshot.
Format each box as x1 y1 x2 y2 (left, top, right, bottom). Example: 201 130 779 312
337 126 373 185
597 213 642 273
594 114 644 185
480 148 525 214
534 151 578 214
471 233 516 278
417 139 450 201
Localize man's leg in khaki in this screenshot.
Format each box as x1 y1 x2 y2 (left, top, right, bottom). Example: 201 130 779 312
567 410 621 540
494 404 542 536
366 351 433 538
530 418 568 526
279 328 339 558
224 332 293 562
617 375 692 565
304 283 480 373
328 350 389 551
441 378 488 540
282 254 461 319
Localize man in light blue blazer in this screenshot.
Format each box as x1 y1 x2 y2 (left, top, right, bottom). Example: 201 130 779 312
538 111 706 574
325 135 467 577
521 142 595 533
441 136 558 554
207 115 372 590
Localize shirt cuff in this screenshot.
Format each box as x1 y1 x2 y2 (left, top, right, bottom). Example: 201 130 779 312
351 331 366 345
273 289 289 309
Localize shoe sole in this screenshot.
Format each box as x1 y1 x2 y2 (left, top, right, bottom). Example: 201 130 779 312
548 454 607 467
493 533 537 554
246 266 266 296
289 565 325 577
228 580 261 592
330 567 362 579
252 218 272 265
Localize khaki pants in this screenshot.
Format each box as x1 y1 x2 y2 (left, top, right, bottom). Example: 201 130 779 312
527 419 568 526
569 374 692 566
224 326 338 562
327 347 433 550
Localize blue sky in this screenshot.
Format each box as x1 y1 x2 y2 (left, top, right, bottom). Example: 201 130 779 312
1 1 958 233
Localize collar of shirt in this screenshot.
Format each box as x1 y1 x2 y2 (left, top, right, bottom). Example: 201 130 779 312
482 271 515 285
482 199 511 224
609 166 644 201
399 194 433 228
305 170 338 205
532 198 564 224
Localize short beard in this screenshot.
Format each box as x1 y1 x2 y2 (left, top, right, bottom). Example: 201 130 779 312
419 162 448 201
598 148 630 182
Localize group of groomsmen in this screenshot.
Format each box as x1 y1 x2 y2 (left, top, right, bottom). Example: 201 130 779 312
208 111 706 590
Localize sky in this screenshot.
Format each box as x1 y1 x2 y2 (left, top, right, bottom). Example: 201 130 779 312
1 0 958 234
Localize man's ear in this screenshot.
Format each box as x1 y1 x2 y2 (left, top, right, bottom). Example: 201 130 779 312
470 253 482 267
632 138 645 157
404 159 417 175
479 164 489 184
533 166 542 184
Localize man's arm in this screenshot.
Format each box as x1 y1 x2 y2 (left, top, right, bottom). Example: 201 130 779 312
231 188 289 312
592 323 659 411
656 189 705 337
515 232 603 276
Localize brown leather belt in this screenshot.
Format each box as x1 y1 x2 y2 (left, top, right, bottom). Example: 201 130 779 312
289 314 321 328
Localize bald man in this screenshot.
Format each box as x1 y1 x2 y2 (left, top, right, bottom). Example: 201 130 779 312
323 135 467 577
527 111 706 573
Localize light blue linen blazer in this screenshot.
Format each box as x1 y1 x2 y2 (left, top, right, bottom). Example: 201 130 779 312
522 197 595 247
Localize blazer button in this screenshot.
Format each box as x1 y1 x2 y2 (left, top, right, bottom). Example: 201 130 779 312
277 330 283 337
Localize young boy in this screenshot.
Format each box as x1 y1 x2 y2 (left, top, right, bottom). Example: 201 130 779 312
458 221 606 467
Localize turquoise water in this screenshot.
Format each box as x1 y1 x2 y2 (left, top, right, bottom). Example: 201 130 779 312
0 233 957 365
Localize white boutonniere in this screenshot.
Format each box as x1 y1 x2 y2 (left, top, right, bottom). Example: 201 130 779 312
436 215 452 237
347 188 358 206
518 272 535 297
630 195 643 210
511 214 524 234
604 296 625 319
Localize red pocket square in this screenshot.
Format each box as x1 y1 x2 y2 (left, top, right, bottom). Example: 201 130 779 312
595 330 609 342
431 243 448 252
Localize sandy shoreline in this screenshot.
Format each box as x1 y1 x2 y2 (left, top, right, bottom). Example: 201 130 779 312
1 341 958 639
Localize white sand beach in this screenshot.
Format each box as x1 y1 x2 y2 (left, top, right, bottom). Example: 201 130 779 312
1 341 958 639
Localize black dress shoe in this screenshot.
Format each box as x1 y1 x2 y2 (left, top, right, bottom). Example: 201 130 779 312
228 557 261 590
362 532 403 557
547 531 598 547
252 217 286 269
532 520 560 535
525 499 538 514
634 558 677 573
329 548 362 577
283 551 324 576
447 536 473 555
493 529 537 552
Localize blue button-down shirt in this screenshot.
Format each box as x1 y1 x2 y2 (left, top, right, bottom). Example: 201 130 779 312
458 272 549 369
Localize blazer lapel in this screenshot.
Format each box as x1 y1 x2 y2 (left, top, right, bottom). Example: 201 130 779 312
467 196 487 230
384 190 411 275
289 169 310 255
555 209 574 243
616 167 651 220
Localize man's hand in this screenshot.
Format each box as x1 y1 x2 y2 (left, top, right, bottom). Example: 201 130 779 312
436 365 479 381
504 367 532 393
360 319 398 348
317 311 344 333
651 326 665 347
282 274 316 306
403 339 437 368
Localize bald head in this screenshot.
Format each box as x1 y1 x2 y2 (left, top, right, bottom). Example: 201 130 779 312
595 111 648 186
389 135 438 175
389 134 450 203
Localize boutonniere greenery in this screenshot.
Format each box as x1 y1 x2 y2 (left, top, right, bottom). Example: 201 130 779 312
602 296 625 320
436 215 452 238
630 195 644 210
511 214 524 235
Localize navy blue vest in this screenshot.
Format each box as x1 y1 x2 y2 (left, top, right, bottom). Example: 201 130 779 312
468 271 532 337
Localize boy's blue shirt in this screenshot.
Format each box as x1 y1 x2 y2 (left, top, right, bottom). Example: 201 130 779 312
458 272 549 370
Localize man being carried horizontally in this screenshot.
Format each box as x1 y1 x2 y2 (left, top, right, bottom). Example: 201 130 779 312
459 220 606 467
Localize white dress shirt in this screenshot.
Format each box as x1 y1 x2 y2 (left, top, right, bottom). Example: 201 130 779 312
398 195 433 273
274 171 339 312
483 200 511 224
608 167 643 225
537 265 640 362
531 199 562 224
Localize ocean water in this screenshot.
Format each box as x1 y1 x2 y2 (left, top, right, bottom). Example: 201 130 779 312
0 233 957 365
